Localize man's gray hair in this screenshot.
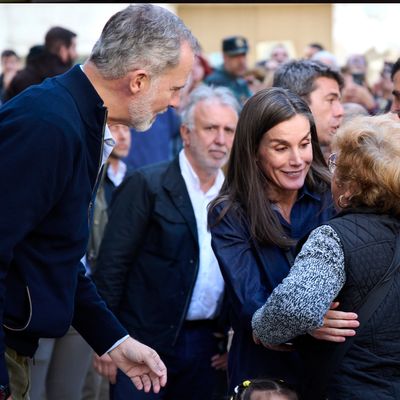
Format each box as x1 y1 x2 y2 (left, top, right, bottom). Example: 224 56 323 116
181 85 241 130
90 4 199 79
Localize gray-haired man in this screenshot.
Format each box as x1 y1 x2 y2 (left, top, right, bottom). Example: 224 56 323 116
0 4 198 398
93 85 240 400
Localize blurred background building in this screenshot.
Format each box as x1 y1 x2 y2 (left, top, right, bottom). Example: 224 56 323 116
1 3 399 86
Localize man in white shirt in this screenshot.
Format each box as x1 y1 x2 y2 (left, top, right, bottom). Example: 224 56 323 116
92 84 240 400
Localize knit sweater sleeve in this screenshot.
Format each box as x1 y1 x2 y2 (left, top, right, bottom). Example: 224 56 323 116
252 225 346 344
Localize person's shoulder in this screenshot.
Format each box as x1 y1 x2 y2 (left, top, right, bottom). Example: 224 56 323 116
303 183 330 202
209 197 243 223
5 74 72 117
121 160 172 188
138 159 172 176
210 198 228 212
0 84 72 128
0 91 85 164
5 68 41 98
204 67 229 83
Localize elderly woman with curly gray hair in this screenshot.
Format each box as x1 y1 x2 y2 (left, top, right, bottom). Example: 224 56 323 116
252 113 400 400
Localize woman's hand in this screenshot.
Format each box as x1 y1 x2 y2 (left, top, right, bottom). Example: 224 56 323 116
310 302 360 342
252 332 295 352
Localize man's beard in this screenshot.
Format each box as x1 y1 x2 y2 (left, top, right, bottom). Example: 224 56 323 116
128 80 159 132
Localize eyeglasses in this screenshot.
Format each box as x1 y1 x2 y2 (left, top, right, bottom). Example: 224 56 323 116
328 153 337 173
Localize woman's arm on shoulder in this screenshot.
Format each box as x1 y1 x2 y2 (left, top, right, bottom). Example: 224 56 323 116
251 225 347 344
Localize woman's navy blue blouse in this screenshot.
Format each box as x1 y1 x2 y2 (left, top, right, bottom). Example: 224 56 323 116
209 185 335 393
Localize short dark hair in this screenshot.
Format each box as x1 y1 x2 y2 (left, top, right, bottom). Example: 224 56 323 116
391 57 400 81
45 26 77 54
1 49 18 59
309 43 324 52
273 60 344 105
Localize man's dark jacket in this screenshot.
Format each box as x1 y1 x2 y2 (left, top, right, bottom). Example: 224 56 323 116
0 65 127 387
93 157 214 354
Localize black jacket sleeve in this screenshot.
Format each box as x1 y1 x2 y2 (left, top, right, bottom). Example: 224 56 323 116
93 171 154 312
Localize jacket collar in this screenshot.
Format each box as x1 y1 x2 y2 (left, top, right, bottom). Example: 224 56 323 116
333 207 387 219
162 157 198 243
298 184 322 202
55 64 107 129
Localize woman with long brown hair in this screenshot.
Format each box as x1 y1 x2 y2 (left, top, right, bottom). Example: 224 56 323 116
208 87 358 395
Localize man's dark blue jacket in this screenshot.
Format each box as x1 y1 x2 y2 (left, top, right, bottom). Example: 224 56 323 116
0 65 127 386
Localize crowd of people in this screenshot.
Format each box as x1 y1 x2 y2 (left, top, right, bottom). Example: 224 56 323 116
1 4 400 400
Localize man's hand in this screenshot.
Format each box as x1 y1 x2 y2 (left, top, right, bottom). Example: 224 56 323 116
211 352 228 370
93 353 118 384
310 302 359 342
108 336 167 393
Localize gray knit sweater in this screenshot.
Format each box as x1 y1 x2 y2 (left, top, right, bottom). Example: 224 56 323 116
252 224 346 344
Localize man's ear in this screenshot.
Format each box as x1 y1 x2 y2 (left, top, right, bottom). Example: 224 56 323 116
129 70 149 94
180 124 190 147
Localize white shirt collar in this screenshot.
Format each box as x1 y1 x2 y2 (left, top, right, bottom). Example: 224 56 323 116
102 125 116 166
178 149 225 320
107 160 127 187
179 149 224 196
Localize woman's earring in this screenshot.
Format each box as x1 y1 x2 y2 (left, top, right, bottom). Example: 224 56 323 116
338 194 348 208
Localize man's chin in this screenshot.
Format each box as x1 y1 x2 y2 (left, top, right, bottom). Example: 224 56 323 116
133 118 155 132
330 126 340 135
131 109 168 132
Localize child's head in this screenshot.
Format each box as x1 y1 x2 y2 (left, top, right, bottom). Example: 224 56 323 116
232 379 298 400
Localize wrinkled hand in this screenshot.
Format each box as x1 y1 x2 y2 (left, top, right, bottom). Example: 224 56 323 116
211 352 228 370
252 332 295 352
108 336 167 393
93 353 118 384
310 302 359 342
